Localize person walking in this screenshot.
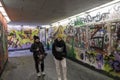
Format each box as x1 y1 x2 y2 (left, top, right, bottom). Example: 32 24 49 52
52 34 67 80
30 35 46 77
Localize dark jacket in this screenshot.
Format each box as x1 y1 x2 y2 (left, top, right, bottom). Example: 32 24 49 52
52 39 67 60
30 41 45 56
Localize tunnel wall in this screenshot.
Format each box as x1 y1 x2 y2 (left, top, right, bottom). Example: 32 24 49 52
0 12 8 75
50 2 120 78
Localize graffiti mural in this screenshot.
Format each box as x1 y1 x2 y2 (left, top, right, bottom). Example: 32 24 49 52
105 22 120 73
39 28 46 45
8 25 39 50
64 22 120 77
50 2 120 78
62 2 120 78
64 25 76 58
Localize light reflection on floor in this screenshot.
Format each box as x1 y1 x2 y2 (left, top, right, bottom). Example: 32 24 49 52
8 50 32 57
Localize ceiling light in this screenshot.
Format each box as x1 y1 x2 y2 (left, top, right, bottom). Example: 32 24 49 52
2 12 7 17
42 25 50 28
0 7 6 13
114 0 120 2
5 17 11 23
0 2 2 6
86 0 120 13
0 1 11 23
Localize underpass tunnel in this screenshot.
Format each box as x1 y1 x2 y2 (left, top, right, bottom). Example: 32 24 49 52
0 0 120 80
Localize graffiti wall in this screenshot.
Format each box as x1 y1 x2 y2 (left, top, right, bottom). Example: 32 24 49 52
50 2 120 78
46 27 53 50
8 25 39 51
74 1 120 26
65 22 120 77
0 12 8 74
39 28 46 46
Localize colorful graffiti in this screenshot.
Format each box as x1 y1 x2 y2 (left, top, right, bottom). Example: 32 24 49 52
74 2 120 26
8 26 39 50
62 2 120 78
65 22 120 77
49 2 120 78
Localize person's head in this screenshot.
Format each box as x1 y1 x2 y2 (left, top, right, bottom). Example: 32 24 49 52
56 34 63 41
33 36 40 43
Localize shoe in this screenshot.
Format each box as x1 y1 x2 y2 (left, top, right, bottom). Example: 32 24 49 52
58 77 62 80
42 72 46 75
37 72 41 77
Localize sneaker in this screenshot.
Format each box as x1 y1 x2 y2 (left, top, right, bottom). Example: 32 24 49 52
42 72 46 75
58 77 62 80
37 72 41 77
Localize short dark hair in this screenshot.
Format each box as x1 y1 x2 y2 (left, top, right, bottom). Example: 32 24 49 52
33 35 39 40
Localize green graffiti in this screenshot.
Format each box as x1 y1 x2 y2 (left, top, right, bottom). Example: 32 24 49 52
67 37 76 58
74 17 85 26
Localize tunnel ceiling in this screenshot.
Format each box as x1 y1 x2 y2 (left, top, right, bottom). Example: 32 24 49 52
2 0 113 25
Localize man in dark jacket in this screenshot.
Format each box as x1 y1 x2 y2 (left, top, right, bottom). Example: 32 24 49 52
30 36 45 77
52 34 67 80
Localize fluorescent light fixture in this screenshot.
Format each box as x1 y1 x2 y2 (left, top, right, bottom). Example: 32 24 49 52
58 19 69 26
114 0 120 2
0 1 11 23
86 0 120 13
5 15 11 23
51 0 120 26
2 12 7 16
0 7 6 13
5 17 11 23
0 2 2 6
52 22 59 27
42 25 50 28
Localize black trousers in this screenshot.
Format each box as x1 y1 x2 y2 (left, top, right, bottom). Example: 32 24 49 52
33 55 44 73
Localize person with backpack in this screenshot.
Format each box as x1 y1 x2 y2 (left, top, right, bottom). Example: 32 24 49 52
52 34 67 80
30 35 46 77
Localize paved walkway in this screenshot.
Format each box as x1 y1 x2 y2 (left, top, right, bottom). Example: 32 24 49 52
0 50 113 80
